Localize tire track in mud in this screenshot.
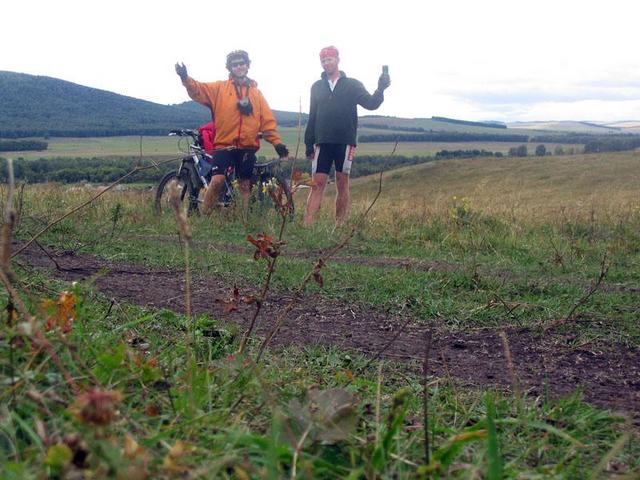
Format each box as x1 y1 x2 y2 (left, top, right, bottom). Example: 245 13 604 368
16 244 640 417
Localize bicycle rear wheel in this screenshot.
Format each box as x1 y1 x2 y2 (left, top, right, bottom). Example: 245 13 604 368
154 170 201 215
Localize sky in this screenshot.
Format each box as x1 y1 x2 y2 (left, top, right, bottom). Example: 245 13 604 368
3 0 640 123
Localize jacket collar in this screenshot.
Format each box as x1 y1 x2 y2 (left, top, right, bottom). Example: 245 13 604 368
229 74 257 87
320 70 346 81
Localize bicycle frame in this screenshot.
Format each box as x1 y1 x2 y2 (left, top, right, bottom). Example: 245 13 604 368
159 129 291 214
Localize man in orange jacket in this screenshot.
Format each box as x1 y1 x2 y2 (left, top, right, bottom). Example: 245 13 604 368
175 50 289 214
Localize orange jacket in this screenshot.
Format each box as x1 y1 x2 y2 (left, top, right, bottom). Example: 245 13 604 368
182 76 282 150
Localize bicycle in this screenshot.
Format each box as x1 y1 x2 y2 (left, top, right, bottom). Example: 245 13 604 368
154 129 293 217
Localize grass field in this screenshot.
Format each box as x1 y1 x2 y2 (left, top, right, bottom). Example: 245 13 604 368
4 129 581 160
2 150 639 478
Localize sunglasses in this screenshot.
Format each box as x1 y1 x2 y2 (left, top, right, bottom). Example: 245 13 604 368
230 61 246 67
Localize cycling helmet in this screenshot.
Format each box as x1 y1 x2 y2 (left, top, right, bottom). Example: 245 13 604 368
226 50 251 70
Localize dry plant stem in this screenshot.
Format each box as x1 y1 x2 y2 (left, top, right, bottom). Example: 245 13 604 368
546 252 610 330
361 315 414 371
14 182 26 231
238 212 288 354
289 98 303 185
34 239 61 270
291 423 313 480
422 328 433 465
499 331 521 400
255 168 387 363
168 181 193 339
440 351 463 415
2 159 16 275
11 156 181 259
375 362 383 444
237 116 298 353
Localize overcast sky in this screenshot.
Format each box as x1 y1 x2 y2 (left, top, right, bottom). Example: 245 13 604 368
3 0 640 122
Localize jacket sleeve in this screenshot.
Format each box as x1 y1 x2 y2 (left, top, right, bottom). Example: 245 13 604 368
182 77 218 108
353 80 384 110
257 91 282 146
304 85 317 150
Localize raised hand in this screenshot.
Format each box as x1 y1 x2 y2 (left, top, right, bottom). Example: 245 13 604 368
175 62 188 81
378 72 391 91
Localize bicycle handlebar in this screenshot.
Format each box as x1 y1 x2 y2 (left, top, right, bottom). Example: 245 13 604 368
168 129 199 138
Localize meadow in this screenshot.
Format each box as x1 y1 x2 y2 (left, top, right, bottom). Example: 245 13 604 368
1 149 639 478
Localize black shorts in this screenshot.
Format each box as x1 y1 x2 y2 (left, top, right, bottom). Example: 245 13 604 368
311 143 356 175
209 148 257 179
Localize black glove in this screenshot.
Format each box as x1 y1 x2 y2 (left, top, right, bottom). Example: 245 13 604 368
378 73 391 91
275 143 289 158
305 145 315 158
175 62 188 81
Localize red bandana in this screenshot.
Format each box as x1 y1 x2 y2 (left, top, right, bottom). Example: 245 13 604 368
319 46 339 59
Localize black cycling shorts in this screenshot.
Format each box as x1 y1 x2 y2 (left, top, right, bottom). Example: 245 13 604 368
311 143 356 175
210 148 257 179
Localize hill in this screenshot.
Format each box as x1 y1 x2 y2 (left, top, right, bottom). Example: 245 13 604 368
360 115 533 135
0 71 307 138
0 71 537 139
4 71 639 141
506 120 624 134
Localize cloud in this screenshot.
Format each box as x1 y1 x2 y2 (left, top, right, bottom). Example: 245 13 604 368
445 81 640 106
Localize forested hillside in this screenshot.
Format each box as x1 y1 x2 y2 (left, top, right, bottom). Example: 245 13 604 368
0 71 306 138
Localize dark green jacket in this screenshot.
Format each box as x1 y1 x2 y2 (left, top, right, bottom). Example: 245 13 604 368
305 71 384 150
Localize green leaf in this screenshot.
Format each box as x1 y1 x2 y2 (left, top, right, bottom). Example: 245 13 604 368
496 418 585 447
96 342 125 370
485 394 503 480
44 444 72 470
432 430 487 467
286 388 359 446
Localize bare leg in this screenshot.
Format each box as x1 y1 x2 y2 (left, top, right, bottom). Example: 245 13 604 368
238 178 251 214
202 174 225 215
303 173 328 226
335 171 350 226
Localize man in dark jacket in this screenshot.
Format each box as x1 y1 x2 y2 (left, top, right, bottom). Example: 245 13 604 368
304 46 390 226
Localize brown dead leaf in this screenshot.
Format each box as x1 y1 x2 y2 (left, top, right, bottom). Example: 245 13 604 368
162 440 194 474
70 388 123 426
246 233 284 260
42 291 76 333
312 259 325 287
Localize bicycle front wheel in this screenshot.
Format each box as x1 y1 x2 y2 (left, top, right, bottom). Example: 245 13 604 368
154 170 201 215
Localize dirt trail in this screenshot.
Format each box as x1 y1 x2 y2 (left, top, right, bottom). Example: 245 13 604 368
17 244 640 417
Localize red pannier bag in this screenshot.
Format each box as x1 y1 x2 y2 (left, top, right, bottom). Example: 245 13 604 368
198 121 216 154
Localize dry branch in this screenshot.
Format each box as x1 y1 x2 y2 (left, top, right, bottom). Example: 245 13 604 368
545 252 610 330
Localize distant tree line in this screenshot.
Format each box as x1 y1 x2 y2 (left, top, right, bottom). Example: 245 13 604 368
435 149 503 159
278 155 437 179
0 139 48 151
530 133 640 145
360 124 427 133
0 129 185 139
0 154 438 184
583 136 640 153
0 157 174 184
359 132 529 143
431 116 507 129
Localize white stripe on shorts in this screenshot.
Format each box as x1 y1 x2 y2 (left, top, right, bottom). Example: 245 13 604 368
311 145 320 175
342 145 355 175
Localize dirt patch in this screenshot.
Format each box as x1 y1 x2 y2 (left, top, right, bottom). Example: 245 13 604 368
16 244 640 418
